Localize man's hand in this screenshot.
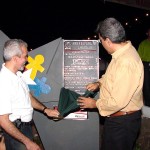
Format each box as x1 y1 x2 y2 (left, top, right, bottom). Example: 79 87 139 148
25 139 41 150
86 82 100 92
77 97 96 109
44 108 60 118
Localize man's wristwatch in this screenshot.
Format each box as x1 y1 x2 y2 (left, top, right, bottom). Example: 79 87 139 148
43 107 47 113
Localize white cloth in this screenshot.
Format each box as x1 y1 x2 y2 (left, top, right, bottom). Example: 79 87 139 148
0 64 33 122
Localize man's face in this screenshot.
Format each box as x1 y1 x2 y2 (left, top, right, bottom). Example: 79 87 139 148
99 35 112 54
16 46 28 71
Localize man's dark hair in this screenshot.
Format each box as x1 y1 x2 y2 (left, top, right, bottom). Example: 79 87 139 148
95 17 126 43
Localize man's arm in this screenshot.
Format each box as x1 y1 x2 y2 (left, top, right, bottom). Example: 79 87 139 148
0 114 41 150
29 93 59 117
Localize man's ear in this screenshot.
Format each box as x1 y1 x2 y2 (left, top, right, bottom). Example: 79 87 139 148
12 56 18 63
106 38 112 46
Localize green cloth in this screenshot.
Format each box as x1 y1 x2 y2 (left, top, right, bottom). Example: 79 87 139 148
138 39 150 62
58 87 97 118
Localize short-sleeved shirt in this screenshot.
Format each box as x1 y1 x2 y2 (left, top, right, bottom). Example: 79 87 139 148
0 64 33 122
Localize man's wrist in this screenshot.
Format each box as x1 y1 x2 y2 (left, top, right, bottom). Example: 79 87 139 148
42 106 47 113
94 81 100 86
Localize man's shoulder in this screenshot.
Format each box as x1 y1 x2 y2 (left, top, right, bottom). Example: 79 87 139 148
0 70 10 82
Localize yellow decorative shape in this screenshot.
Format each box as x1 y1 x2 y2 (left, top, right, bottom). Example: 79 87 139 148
26 54 45 80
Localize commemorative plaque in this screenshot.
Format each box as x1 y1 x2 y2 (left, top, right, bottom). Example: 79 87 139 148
63 40 99 94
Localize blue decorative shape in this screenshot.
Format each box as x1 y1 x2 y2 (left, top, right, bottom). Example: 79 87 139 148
28 77 51 97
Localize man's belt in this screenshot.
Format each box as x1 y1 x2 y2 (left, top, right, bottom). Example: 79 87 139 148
107 110 138 117
13 119 33 129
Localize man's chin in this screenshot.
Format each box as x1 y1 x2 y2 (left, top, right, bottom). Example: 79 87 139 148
19 67 25 72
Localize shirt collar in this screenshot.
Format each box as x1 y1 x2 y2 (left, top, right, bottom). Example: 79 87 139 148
2 63 22 79
111 41 131 59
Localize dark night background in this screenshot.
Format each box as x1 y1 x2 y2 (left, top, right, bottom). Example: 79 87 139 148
0 0 149 60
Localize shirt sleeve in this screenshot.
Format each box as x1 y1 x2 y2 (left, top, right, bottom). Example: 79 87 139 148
0 81 12 115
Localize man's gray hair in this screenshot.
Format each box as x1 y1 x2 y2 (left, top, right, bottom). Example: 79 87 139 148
3 39 28 61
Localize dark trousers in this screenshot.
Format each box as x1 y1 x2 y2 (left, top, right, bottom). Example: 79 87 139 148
143 61 150 106
101 110 141 150
3 120 33 150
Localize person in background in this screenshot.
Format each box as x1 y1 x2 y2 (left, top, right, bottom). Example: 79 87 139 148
138 27 150 107
77 18 144 150
0 39 60 150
